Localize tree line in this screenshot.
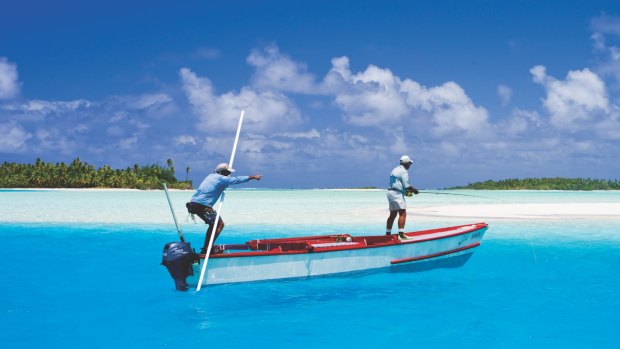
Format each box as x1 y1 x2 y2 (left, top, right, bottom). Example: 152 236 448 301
450 177 620 190
0 157 192 189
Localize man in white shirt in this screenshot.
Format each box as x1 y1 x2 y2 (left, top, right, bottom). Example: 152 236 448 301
386 155 419 239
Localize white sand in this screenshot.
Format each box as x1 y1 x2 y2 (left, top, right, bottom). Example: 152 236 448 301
413 203 620 221
1 189 619 225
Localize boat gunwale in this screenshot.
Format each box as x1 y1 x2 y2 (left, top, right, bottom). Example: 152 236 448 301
198 222 488 259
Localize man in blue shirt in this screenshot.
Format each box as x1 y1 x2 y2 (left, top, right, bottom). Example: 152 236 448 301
187 163 262 254
386 155 419 239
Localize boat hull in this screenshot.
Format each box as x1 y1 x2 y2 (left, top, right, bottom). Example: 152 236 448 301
188 223 487 286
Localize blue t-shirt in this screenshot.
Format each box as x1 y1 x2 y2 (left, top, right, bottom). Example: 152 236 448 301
190 173 250 206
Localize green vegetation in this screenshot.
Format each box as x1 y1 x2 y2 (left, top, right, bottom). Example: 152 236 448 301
450 177 620 190
0 157 192 190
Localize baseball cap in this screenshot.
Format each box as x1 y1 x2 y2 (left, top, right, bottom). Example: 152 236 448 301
400 155 413 164
215 163 235 173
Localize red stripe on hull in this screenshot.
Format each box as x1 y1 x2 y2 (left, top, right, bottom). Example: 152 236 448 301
390 242 481 265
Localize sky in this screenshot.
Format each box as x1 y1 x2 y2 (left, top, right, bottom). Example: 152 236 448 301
2 0 620 189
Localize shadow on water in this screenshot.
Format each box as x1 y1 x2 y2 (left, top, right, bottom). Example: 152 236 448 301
389 252 473 273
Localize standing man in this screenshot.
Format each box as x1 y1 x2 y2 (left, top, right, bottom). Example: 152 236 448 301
187 163 262 254
386 155 419 239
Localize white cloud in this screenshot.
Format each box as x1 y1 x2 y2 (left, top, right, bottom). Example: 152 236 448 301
179 67 303 133
497 109 543 137
274 129 320 139
321 55 489 135
3 99 92 114
439 141 461 157
327 60 409 127
0 122 31 152
117 134 139 149
34 128 75 154
591 14 620 36
0 57 20 100
388 130 409 154
596 118 620 140
110 93 177 119
128 93 173 110
590 15 620 86
503 115 528 135
530 65 610 130
174 135 197 145
310 128 388 166
198 134 295 170
402 80 490 135
530 65 547 84
591 32 607 52
106 125 125 137
209 46 490 138
497 84 513 106
109 111 127 123
244 49 490 135
247 45 317 94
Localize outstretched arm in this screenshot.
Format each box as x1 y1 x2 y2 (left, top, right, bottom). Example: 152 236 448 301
224 174 263 185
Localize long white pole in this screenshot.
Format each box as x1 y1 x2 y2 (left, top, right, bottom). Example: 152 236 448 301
196 110 245 291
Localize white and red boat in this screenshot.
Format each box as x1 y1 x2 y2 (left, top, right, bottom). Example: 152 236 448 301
186 222 488 286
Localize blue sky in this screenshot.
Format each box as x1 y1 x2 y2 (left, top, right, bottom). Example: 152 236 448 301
2 0 620 188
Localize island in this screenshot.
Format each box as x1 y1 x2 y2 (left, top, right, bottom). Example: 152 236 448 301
449 177 620 190
0 157 192 190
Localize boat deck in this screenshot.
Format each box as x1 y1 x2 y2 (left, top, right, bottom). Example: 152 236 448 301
200 222 487 258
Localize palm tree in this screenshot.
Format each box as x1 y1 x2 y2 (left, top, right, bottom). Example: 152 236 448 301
185 166 190 181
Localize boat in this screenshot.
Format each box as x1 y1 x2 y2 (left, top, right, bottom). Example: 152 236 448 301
177 222 487 287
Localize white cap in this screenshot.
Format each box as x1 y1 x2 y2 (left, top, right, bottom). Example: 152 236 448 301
400 155 413 164
215 163 235 173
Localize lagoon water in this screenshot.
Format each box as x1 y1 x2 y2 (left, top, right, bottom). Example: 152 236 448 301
1 189 620 348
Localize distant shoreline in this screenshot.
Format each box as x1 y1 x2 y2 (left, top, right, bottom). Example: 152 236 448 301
2 187 620 192
0 187 193 192
450 177 620 190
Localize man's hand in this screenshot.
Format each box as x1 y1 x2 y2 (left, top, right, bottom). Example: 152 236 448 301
250 175 263 181
407 186 419 195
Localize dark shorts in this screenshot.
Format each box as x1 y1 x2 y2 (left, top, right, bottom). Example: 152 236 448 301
186 202 220 225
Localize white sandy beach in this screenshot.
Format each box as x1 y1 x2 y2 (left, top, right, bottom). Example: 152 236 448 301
1 189 619 225
414 203 620 220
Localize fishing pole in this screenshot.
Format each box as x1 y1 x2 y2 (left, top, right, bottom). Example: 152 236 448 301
418 190 503 201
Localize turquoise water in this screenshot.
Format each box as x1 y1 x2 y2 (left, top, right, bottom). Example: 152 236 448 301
1 190 620 348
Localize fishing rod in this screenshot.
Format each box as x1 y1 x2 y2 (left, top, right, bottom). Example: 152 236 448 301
418 190 502 201
196 110 244 292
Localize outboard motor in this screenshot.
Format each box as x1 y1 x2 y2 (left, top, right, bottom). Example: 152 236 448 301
161 241 196 291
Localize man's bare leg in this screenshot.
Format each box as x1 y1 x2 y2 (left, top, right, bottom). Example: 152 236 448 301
386 210 398 234
202 220 225 254
397 209 408 239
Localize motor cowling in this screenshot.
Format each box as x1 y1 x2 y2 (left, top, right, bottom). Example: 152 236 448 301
161 241 196 291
